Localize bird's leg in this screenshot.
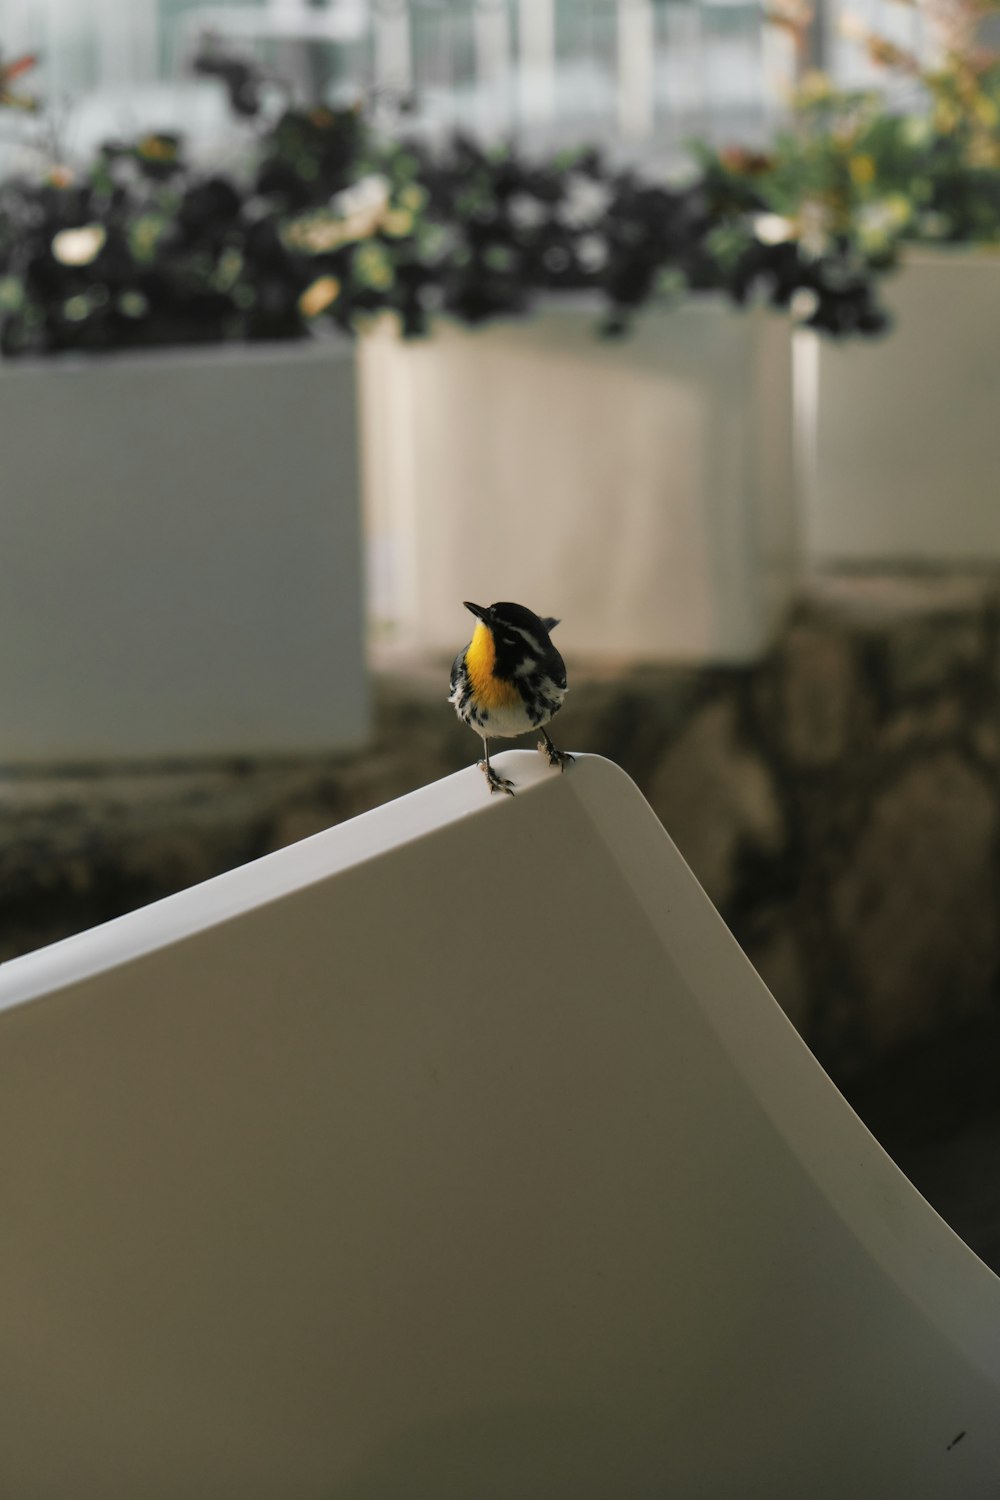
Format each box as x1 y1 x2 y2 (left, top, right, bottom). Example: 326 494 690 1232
537 728 574 771
478 737 515 795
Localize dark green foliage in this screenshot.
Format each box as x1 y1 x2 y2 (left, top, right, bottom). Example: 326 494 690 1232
0 60 890 357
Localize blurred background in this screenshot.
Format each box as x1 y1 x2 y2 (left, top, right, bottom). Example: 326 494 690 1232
0 0 940 167
1 0 1000 1273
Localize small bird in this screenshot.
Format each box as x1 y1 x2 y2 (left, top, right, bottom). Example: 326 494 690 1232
449 600 573 795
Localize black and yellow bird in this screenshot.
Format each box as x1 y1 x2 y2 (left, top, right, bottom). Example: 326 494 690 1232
449 600 573 795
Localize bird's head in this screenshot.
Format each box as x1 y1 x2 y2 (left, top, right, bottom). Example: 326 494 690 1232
462 601 561 685
463 600 560 653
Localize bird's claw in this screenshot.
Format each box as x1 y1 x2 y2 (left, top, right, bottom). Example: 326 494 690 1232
479 761 515 796
538 741 574 772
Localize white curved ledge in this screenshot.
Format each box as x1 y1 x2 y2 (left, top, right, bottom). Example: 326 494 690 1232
1 752 998 1498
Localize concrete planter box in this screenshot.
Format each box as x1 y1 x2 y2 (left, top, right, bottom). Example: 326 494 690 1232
360 297 798 663
800 248 1000 564
0 339 368 762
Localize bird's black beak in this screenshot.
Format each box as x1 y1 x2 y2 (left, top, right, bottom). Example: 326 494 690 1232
463 601 488 621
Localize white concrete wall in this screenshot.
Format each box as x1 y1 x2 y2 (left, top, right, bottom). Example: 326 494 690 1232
0 339 369 760
361 299 798 663
800 250 1000 564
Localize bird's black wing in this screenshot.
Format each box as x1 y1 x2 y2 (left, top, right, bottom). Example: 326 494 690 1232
544 644 568 691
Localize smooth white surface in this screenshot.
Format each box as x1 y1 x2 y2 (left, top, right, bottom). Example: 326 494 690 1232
801 249 1000 562
2 752 999 1499
360 299 798 662
0 339 369 760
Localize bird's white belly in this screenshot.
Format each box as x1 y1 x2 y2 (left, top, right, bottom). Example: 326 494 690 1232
482 699 538 739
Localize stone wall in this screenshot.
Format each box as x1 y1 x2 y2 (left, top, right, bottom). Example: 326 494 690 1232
646 574 1000 1074
4 572 1000 1082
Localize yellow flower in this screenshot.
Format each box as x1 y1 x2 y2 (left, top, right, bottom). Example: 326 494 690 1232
399 183 427 213
284 214 347 254
118 289 149 319
848 153 876 185
212 247 243 291
884 193 911 227
934 101 960 133
130 214 164 262
298 275 341 318
796 69 835 105
137 134 178 163
382 208 414 238
857 193 911 250
0 274 22 309
354 243 394 290
902 114 931 147
966 135 1000 169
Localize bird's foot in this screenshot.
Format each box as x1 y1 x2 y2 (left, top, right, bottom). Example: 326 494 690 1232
538 739 574 772
479 760 515 796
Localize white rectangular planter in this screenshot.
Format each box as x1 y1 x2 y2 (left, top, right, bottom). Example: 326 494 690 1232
0 339 369 761
360 297 798 662
799 248 1000 564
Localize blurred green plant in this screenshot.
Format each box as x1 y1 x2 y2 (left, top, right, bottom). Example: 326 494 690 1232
0 39 888 356
283 129 887 338
0 101 378 355
697 0 1000 285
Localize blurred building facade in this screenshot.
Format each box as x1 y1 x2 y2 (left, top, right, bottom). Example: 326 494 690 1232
0 0 936 171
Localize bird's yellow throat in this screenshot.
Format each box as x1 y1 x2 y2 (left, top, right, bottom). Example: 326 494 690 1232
465 621 520 711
